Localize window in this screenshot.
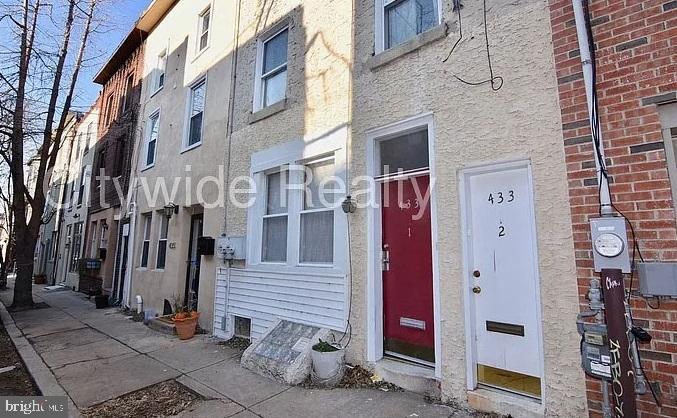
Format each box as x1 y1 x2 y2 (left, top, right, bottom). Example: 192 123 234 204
154 52 167 92
104 94 114 126
262 171 288 262
378 128 429 177
69 222 83 272
89 221 98 258
659 103 677 218
77 166 86 205
145 112 159 167
187 80 205 147
300 159 336 264
156 215 168 269
379 0 440 50
256 28 288 110
96 149 106 189
140 214 152 267
121 74 134 113
85 122 93 153
198 7 210 52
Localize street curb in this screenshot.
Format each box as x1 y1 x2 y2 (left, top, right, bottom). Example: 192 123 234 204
0 300 82 418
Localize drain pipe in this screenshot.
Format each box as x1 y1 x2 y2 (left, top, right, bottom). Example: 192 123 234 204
571 1 613 417
571 0 613 216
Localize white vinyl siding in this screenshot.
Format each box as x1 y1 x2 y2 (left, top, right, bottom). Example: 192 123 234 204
213 269 346 340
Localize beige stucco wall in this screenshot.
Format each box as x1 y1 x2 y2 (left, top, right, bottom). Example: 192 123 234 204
349 0 587 416
223 0 353 237
129 0 235 329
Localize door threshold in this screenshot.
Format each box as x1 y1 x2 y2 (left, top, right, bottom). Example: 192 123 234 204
477 383 542 402
385 351 435 369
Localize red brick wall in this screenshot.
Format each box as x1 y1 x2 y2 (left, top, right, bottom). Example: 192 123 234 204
549 0 677 416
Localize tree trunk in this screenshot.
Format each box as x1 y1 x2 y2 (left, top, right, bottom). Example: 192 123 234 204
11 234 36 308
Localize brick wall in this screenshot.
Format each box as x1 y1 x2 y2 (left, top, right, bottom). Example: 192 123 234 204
90 45 144 214
549 0 677 416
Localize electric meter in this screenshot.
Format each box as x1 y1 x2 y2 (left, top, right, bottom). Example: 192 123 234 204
594 233 624 258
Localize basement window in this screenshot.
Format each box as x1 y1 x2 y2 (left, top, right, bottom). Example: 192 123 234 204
234 316 251 339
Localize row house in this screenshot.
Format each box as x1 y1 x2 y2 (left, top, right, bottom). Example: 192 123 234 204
65 0 674 417
54 104 100 289
550 0 677 416
126 0 234 322
86 27 146 300
33 113 82 284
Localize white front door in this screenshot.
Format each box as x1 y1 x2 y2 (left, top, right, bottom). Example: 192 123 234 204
466 164 543 398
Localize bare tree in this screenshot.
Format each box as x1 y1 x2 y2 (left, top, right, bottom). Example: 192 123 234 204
1 0 96 309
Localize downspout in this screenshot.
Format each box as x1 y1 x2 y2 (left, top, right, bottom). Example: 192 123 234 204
571 0 612 216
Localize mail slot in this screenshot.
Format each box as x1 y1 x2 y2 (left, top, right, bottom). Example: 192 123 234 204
486 320 525 337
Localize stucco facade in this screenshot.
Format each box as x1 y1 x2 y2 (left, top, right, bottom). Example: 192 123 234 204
55 105 100 289
128 0 235 328
347 0 587 416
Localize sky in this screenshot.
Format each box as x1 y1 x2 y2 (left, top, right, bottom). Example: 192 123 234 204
73 0 152 111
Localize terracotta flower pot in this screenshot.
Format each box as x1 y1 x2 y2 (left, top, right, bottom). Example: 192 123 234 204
173 312 200 340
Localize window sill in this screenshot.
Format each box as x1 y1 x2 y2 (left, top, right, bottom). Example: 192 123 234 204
180 141 202 154
150 86 164 98
192 45 210 63
249 99 287 124
369 23 448 71
141 164 155 172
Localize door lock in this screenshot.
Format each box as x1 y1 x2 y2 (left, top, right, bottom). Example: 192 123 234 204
472 286 482 294
473 270 481 278
382 244 390 272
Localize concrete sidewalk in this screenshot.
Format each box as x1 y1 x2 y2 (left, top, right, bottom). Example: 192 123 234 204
0 284 469 418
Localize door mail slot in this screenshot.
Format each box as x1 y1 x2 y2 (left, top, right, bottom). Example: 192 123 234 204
486 321 524 337
400 317 426 330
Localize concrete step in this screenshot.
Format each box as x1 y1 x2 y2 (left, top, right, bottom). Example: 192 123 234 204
374 358 440 399
148 316 177 336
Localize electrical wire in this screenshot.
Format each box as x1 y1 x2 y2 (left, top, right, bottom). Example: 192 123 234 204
443 0 503 91
582 0 662 407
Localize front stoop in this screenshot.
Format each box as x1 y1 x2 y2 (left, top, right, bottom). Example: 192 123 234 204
147 316 176 335
374 358 440 399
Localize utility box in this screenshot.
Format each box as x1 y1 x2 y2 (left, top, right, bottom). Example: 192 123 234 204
638 262 677 298
216 236 246 260
590 217 631 273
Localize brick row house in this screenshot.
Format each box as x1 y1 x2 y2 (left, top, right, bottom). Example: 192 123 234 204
549 0 677 415
30 0 676 416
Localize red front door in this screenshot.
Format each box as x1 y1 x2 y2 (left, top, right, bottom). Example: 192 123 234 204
382 175 434 364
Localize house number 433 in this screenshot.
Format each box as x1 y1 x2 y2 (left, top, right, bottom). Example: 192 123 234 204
488 190 515 205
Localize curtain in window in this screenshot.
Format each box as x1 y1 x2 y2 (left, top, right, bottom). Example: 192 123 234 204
386 0 438 48
300 160 335 263
262 171 288 262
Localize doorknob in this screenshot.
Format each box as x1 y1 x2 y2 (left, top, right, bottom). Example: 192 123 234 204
472 286 482 294
473 270 481 278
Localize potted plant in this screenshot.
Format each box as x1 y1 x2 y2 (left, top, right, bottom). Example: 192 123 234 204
172 308 200 340
311 339 345 385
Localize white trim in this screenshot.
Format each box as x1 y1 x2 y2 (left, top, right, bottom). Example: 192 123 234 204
365 113 441 378
143 108 161 170
182 76 207 152
253 25 289 112
246 127 348 278
459 159 546 401
374 0 444 54
196 4 212 54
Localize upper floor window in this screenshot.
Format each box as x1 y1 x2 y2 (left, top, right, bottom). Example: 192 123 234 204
198 7 211 52
77 166 87 205
121 73 134 113
156 52 167 93
85 122 93 153
186 80 206 148
145 111 160 167
378 0 440 51
104 94 114 126
255 27 288 111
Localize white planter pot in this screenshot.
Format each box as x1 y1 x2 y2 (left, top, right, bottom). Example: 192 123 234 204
311 348 345 384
